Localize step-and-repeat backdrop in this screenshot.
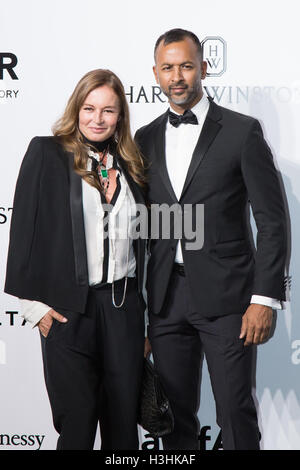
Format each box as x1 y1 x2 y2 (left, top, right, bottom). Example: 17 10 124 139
0 0 299 450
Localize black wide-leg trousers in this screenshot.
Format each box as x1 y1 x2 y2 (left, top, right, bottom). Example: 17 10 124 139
40 278 144 450
149 270 260 450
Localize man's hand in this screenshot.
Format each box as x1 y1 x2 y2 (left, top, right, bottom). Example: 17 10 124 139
240 304 273 346
38 309 68 338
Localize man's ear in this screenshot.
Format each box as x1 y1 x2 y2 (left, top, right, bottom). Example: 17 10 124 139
201 61 208 79
153 65 159 84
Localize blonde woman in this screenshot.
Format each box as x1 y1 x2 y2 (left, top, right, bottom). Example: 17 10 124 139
5 69 147 450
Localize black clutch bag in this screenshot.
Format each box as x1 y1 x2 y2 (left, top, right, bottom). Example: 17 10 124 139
138 357 174 438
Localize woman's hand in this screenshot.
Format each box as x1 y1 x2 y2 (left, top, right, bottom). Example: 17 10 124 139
38 309 68 338
144 336 152 358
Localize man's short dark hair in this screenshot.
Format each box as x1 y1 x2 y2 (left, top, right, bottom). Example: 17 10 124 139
154 28 203 62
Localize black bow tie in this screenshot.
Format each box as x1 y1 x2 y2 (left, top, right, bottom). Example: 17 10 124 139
168 109 198 127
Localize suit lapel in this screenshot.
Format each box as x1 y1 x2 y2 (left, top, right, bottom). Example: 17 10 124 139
68 154 89 286
115 153 145 205
180 99 222 200
153 112 178 202
114 154 146 293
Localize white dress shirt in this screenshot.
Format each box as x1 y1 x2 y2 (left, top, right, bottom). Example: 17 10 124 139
20 153 137 326
165 94 281 310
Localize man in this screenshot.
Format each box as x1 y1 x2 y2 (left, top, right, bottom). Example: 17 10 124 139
135 29 287 450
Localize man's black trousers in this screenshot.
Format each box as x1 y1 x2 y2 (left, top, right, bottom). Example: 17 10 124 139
149 268 260 450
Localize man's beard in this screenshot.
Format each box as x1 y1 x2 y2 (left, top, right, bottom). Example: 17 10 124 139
162 79 202 106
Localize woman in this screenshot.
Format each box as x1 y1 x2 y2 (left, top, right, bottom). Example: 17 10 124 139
5 69 147 450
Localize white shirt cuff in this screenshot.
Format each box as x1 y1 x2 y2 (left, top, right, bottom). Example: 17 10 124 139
19 299 51 327
250 295 282 310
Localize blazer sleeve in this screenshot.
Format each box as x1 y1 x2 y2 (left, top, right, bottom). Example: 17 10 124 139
4 137 45 296
19 299 51 327
241 120 287 300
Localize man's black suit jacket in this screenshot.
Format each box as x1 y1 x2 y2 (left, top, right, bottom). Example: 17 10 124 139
135 99 287 317
4 137 146 313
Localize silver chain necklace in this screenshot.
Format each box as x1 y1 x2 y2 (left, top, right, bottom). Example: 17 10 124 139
111 187 131 308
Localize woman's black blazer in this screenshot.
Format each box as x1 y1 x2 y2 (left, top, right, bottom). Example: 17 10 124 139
4 136 146 313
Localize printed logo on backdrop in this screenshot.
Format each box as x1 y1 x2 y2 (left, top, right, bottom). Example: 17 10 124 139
0 311 26 365
0 434 45 450
0 310 26 327
0 53 18 79
0 52 19 101
126 33 300 105
1 205 22 368
125 36 227 103
202 36 227 77
0 206 13 224
141 426 223 451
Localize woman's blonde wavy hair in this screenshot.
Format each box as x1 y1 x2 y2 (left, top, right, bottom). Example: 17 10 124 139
52 69 146 190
